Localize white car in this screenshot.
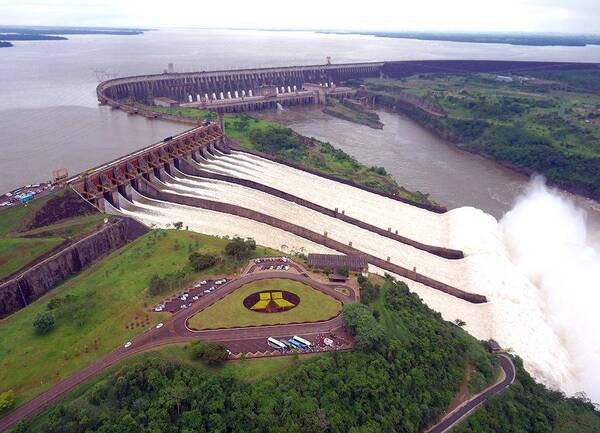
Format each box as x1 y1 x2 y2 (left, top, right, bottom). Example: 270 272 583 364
180 304 188 309
156 323 164 329
200 280 207 284
193 295 199 300
203 289 211 294
124 341 132 348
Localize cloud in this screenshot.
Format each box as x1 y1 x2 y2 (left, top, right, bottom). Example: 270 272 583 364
0 0 598 33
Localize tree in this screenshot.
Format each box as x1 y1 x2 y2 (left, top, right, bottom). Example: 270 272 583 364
188 253 218 272
190 341 229 366
148 274 165 296
336 266 349 277
173 221 184 230
224 237 256 260
33 311 55 335
0 389 15 413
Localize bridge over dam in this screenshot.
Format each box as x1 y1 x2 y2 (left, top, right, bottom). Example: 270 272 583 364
69 122 488 304
97 60 599 114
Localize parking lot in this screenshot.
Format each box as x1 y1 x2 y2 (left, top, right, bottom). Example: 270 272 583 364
154 277 230 313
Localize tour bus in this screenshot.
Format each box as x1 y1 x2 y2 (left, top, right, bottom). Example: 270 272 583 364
287 339 303 350
292 335 312 347
267 337 287 351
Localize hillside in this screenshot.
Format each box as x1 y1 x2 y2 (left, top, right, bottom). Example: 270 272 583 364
8 275 600 432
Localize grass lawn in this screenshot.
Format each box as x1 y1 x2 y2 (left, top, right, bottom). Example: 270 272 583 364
0 229 282 406
0 237 64 277
0 190 107 279
188 278 342 329
151 343 319 381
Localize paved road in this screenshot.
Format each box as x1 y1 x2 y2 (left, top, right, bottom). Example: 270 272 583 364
426 355 516 433
0 268 354 432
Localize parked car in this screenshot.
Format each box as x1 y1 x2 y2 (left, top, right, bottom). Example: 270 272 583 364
156 323 164 329
124 341 132 348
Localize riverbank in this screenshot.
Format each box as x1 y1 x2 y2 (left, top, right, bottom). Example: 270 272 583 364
360 73 600 202
322 98 383 129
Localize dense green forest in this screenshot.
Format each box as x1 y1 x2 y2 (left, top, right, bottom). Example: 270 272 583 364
14 276 600 432
362 72 600 200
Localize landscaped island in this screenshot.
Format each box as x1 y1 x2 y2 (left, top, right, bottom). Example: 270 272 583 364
357 70 600 200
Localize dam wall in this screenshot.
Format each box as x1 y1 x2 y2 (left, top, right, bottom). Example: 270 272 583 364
97 62 383 105
0 217 149 319
135 178 486 303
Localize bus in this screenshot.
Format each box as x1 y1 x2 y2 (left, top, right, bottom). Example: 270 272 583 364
287 339 302 350
267 337 287 351
292 335 312 347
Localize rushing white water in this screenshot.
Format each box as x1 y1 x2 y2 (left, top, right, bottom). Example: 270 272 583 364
117 152 599 400
499 177 600 401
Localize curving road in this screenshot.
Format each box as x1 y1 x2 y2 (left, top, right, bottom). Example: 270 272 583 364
0 267 355 432
426 355 516 433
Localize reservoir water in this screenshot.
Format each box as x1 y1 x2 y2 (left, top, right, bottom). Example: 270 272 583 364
1 28 599 238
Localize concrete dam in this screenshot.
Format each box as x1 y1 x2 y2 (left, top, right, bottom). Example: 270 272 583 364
96 59 597 114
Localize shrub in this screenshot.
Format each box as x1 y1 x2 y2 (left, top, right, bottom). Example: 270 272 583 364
190 341 229 366
33 311 55 335
342 304 385 351
224 237 256 260
188 253 218 272
0 389 15 413
336 266 349 277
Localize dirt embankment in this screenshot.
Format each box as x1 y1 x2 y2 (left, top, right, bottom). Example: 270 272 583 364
27 189 98 231
0 217 148 319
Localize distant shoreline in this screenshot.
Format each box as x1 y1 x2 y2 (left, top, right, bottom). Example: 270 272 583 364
317 31 600 47
0 26 150 46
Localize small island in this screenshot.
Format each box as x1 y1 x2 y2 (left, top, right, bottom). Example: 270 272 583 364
0 26 149 46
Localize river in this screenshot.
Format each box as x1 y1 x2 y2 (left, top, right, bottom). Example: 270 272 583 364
1 28 600 236
256 106 600 245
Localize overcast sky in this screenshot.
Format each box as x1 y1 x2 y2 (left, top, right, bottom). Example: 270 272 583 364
1 0 599 33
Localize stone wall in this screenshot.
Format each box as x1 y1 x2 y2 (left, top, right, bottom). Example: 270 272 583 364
0 217 149 319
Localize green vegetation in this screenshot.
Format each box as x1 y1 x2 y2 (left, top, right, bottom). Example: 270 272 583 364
323 98 384 129
342 303 385 351
362 72 600 199
224 236 256 260
190 341 229 366
188 252 219 272
32 311 55 335
0 189 104 278
188 279 342 329
0 229 279 406
0 390 15 414
454 359 600 433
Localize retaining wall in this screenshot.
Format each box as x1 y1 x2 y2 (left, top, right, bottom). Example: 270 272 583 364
0 217 149 319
